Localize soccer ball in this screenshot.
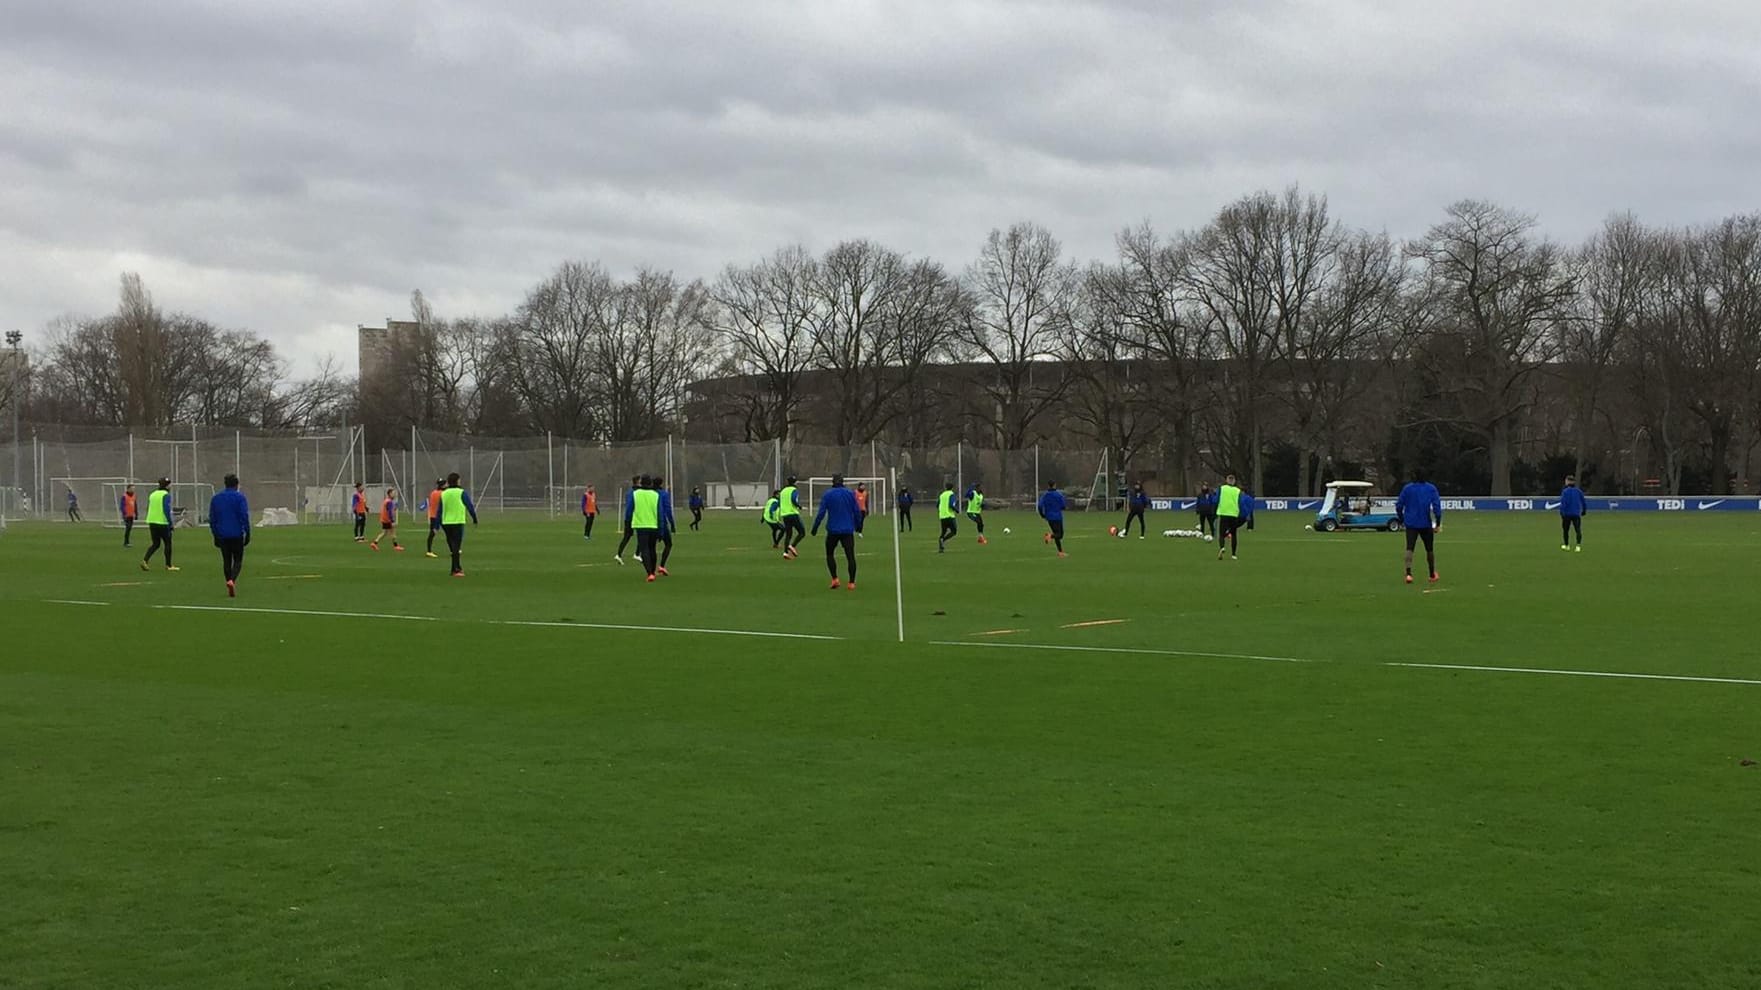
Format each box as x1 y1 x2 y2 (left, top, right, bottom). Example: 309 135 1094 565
1203 534 1214 542
1107 525 1118 536
1002 527 1011 534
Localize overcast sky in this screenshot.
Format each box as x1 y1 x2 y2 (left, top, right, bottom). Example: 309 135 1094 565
3 0 1757 374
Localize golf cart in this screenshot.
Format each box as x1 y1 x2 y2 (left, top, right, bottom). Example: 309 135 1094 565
1314 480 1402 532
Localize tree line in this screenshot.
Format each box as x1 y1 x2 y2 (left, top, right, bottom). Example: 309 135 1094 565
11 189 1761 494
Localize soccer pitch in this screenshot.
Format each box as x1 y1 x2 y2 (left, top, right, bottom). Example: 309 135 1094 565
3 511 1757 989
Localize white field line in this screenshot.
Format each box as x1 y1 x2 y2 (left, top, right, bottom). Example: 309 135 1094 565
1388 662 1761 687
154 605 438 622
933 640 1315 664
139 602 835 641
500 619 838 641
43 599 110 606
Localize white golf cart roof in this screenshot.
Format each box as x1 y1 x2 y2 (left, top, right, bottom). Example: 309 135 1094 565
1324 480 1375 490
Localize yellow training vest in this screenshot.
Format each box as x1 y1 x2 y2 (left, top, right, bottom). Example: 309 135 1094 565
440 487 469 525
938 491 957 519
1217 484 1242 518
146 489 172 526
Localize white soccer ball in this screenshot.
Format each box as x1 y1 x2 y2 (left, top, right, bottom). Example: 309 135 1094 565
1203 534 1214 542
1003 527 1011 534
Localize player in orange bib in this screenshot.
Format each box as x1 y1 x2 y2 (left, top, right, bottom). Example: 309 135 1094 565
425 479 445 557
582 485 599 540
854 482 870 539
350 482 368 542
369 487 404 552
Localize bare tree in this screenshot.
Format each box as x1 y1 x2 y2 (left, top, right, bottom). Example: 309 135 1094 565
1675 215 1761 493
809 242 966 445
1111 223 1209 490
1410 201 1576 494
594 269 716 441
709 246 822 441
508 261 617 438
1277 227 1408 495
1560 214 1648 481
963 221 1077 483
1180 193 1289 491
1062 263 1159 471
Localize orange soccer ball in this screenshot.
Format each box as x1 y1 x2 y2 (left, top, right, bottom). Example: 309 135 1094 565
1107 525 1118 536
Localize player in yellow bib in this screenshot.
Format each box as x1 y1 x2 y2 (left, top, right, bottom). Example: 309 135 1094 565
777 476 806 559
937 482 959 553
138 478 180 572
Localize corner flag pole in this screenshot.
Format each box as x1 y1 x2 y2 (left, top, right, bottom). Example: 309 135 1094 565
891 467 904 643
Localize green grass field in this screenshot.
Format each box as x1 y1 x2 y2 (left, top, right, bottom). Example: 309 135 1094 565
3 508 1758 989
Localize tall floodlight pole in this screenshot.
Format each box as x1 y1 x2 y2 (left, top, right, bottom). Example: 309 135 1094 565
6 331 21 512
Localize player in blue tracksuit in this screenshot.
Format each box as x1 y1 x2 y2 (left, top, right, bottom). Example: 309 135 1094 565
1037 480 1068 556
896 487 913 532
208 473 251 597
1395 469 1444 584
1195 483 1219 539
688 487 705 531
656 478 678 575
1121 483 1150 538
811 474 862 589
614 474 640 564
1558 475 1586 551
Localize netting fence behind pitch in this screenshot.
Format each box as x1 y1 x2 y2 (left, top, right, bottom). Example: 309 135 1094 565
0 424 1116 520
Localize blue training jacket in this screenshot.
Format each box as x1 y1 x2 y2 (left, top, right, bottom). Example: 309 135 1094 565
1558 486 1586 517
1038 489 1066 522
812 486 862 535
658 490 677 534
1395 481 1443 530
1129 490 1149 510
208 488 251 540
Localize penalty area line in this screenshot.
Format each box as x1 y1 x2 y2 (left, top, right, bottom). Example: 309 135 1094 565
1388 662 1761 687
933 640 1316 664
44 599 110 607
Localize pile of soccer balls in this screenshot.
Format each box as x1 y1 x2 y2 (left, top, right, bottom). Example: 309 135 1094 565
1162 529 1213 540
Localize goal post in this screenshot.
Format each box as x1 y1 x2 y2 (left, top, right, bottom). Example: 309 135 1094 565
51 477 127 523
802 476 892 518
92 480 215 526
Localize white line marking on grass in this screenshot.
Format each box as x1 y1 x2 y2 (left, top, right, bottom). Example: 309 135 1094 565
153 605 438 622
261 574 324 581
1062 618 1128 629
1389 662 1761 687
499 619 839 641
44 599 109 606
973 628 1026 637
96 581 143 587
933 640 1316 664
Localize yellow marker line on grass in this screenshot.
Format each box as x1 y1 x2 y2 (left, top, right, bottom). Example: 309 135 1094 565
1061 618 1128 629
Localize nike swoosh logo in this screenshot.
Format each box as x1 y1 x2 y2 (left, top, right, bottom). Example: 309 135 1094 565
1298 501 1319 510
1698 500 1725 510
1545 502 1561 510
1180 501 1196 509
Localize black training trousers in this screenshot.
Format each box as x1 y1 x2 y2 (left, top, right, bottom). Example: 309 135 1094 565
898 506 912 531
1218 515 1241 553
1124 508 1146 536
659 529 674 568
636 529 659 576
825 532 856 581
443 523 466 573
217 537 245 582
143 523 174 566
690 507 702 531
1561 516 1582 544
123 517 135 546
939 517 957 546
782 516 806 550
354 514 366 539
1049 518 1065 551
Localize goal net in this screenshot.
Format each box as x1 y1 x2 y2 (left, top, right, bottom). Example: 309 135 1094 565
802 476 892 518
51 477 126 523
97 480 215 527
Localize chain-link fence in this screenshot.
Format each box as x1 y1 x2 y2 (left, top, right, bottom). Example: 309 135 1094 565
0 424 1134 521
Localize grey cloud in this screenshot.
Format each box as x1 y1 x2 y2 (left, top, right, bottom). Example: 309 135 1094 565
2 0 1758 373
